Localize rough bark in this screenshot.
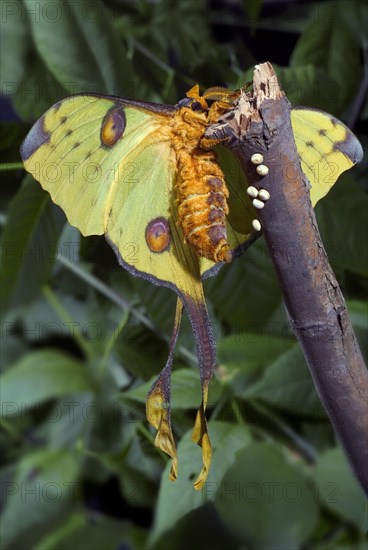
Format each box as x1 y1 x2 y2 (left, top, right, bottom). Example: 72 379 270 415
207 62 368 494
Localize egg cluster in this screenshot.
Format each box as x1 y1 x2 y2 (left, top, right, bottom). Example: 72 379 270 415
247 153 271 232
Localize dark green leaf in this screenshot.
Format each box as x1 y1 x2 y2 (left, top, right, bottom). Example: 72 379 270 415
215 442 319 548
276 64 340 112
13 55 67 119
347 300 368 361
316 176 368 277
23 0 134 94
150 421 252 544
241 344 325 417
290 1 362 113
1 350 95 411
21 293 90 341
151 502 238 550
0 0 32 89
217 333 295 395
205 239 282 330
115 326 169 380
1 449 80 547
41 394 94 449
33 510 146 550
314 447 367 532
100 449 157 508
0 334 29 371
0 176 62 316
242 0 262 30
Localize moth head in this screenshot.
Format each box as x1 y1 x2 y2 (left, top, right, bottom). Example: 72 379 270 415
185 84 209 111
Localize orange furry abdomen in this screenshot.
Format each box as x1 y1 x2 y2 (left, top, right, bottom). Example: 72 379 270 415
170 108 231 263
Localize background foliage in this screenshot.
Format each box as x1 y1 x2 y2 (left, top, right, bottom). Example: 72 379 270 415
1 0 367 548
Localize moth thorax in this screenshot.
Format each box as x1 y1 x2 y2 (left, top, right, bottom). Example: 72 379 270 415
171 105 231 263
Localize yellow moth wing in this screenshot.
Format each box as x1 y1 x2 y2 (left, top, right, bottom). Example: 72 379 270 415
291 107 363 206
20 95 174 236
104 137 206 302
20 93 206 299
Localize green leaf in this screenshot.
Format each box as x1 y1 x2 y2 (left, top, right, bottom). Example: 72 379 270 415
241 344 325 418
275 64 340 113
1 449 80 547
13 55 67 119
0 176 62 316
115 327 169 380
42 394 94 449
215 442 319 549
0 0 32 89
150 421 252 545
125 368 223 410
0 122 29 167
290 1 362 113
23 0 134 95
1 350 95 413
100 451 156 508
33 509 146 550
132 281 180 338
20 294 89 342
151 502 239 550
0 334 29 371
34 511 146 550
347 300 368 361
314 447 368 532
217 333 295 391
205 239 281 330
155 1 213 71
316 176 368 277
342 0 368 43
241 0 262 30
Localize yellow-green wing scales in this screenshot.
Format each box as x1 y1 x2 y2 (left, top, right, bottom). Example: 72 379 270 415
291 107 363 206
21 95 171 236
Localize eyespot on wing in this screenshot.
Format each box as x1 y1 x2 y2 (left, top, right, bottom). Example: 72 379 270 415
146 217 171 253
100 105 126 148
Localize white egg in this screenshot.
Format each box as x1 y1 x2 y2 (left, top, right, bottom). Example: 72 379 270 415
252 219 262 231
252 198 265 209
258 189 270 201
247 186 259 198
256 164 269 176
251 153 264 165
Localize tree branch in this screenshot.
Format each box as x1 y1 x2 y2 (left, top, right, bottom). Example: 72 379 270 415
208 62 368 494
